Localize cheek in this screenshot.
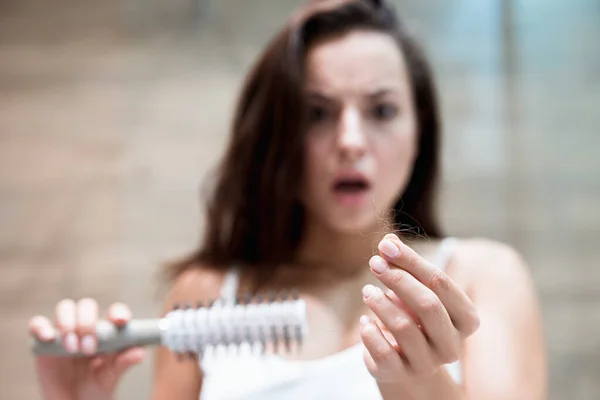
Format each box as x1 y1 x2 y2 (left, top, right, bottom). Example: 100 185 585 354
304 140 325 178
375 131 417 194
302 140 329 198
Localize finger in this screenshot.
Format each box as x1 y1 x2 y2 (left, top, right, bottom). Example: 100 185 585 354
77 298 99 355
369 256 460 363
360 315 405 380
385 289 421 326
55 299 79 353
106 303 132 327
95 348 145 384
372 318 400 350
112 347 145 376
362 345 378 378
29 316 56 342
362 285 437 376
376 235 479 335
55 299 77 333
90 355 108 370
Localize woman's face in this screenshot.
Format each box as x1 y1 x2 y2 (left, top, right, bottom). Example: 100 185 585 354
301 29 418 234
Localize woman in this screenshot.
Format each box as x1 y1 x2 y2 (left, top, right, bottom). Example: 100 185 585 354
29 0 547 399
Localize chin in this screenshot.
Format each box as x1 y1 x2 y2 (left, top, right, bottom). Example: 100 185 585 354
326 213 380 236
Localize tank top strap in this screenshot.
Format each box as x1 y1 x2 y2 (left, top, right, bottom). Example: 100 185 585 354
219 266 240 305
435 237 459 272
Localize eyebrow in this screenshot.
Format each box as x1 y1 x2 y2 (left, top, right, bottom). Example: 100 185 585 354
305 87 399 102
305 92 331 102
367 88 397 99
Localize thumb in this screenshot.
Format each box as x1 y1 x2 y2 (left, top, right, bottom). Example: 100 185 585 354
112 347 146 377
95 347 146 387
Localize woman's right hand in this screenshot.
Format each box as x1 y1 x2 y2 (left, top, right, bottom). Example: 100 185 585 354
28 299 146 400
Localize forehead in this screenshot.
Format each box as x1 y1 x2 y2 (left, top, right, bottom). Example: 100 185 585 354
304 30 409 94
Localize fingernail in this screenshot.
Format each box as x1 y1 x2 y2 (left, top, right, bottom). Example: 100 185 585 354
81 335 96 355
379 239 400 258
360 315 371 326
369 255 388 274
40 326 56 341
114 308 130 321
64 332 78 353
362 284 381 298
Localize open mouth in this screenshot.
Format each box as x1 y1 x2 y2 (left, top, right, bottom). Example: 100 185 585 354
332 177 371 194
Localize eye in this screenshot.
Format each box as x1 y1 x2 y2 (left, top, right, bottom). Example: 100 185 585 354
307 105 330 124
372 103 398 120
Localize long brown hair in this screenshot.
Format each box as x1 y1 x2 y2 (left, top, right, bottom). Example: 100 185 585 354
167 0 443 286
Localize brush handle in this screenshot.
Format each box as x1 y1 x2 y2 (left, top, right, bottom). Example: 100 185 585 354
31 319 163 356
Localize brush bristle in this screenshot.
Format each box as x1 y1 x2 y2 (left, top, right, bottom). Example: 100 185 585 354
164 290 308 361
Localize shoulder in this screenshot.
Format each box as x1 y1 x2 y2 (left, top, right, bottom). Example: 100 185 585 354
453 237 527 269
161 264 229 313
451 237 535 299
450 238 547 398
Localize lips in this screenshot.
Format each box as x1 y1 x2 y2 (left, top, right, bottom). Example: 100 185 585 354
331 171 371 194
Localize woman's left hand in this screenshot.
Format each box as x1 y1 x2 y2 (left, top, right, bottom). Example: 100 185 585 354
360 234 480 383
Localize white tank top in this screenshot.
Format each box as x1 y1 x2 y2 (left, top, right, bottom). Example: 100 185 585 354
199 238 461 400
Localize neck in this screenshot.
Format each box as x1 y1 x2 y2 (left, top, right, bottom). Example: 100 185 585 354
296 216 392 277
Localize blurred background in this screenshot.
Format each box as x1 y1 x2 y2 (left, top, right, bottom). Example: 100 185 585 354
1 0 598 398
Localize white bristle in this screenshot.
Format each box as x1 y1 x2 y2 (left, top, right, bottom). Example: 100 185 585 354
161 297 307 356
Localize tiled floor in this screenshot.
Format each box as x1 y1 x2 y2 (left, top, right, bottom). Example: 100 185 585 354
1 0 598 399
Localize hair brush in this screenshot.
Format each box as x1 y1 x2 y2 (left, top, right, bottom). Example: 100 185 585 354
31 291 308 358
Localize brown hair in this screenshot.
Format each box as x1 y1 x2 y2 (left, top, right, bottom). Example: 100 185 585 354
167 0 443 286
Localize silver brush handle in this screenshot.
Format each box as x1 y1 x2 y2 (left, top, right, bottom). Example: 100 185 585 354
31 319 163 356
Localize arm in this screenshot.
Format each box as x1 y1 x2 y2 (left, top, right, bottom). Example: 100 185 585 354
460 240 547 400
149 267 226 400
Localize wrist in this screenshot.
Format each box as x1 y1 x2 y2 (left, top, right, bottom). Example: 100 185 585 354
377 367 463 400
74 388 115 400
42 389 77 400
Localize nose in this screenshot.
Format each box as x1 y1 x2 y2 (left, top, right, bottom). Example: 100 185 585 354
336 107 366 161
